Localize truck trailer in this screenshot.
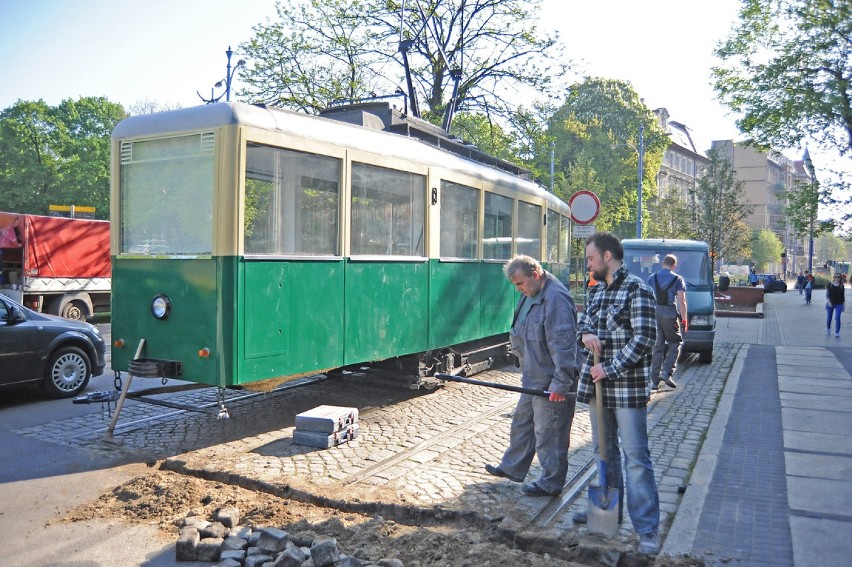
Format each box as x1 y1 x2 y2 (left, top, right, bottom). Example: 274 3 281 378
0 212 110 321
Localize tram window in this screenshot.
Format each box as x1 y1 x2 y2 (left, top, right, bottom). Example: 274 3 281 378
351 163 425 257
546 209 559 263
559 214 570 264
244 144 340 256
440 180 478 259
517 201 541 258
119 134 214 255
483 192 513 260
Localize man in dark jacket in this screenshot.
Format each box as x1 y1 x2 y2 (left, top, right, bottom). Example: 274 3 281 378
485 255 578 497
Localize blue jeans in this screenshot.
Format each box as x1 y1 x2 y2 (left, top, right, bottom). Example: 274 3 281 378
589 402 660 535
826 304 843 333
805 286 813 303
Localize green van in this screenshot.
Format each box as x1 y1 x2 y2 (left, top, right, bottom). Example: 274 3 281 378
621 239 725 363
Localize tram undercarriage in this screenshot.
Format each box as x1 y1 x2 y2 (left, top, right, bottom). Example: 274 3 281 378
75 334 515 435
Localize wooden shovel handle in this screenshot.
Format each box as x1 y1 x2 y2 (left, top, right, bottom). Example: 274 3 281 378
593 351 608 462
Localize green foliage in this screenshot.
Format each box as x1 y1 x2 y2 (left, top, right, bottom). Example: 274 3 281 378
541 78 668 238
750 228 783 270
783 172 834 239
693 148 755 265
815 232 848 263
645 194 695 239
713 0 852 158
0 97 125 218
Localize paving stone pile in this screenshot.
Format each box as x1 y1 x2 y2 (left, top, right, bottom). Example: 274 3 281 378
175 507 405 567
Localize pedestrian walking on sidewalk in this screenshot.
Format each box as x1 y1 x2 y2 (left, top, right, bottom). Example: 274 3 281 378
576 232 661 555
826 274 845 337
485 255 579 497
805 271 814 304
797 272 806 295
647 254 687 390
749 268 758 287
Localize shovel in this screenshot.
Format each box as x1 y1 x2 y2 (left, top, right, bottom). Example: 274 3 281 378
587 351 620 536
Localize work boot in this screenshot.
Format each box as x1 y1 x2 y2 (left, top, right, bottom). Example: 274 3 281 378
638 531 660 555
484 464 524 483
520 482 560 496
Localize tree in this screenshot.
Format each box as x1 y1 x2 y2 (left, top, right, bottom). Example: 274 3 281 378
693 148 755 268
645 194 694 240
0 100 57 213
238 0 568 129
128 98 183 116
0 98 125 218
542 78 668 238
751 228 784 271
783 175 834 241
713 0 852 158
815 232 848 265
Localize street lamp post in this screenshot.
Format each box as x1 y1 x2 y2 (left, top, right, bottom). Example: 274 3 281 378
636 122 644 239
803 148 817 273
197 46 246 104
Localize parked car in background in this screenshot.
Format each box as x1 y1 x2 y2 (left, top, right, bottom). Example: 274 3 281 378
758 274 788 293
0 294 106 398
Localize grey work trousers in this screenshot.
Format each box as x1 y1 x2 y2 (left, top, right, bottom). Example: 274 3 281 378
498 393 577 493
649 315 682 386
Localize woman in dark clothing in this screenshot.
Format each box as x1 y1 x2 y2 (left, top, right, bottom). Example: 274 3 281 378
826 274 846 337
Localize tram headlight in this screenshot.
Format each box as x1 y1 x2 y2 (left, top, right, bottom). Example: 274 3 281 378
151 294 172 320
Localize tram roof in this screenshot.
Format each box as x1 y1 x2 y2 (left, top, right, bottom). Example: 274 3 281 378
113 102 570 216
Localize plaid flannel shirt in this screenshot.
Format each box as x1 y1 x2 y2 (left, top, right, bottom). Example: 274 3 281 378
577 264 657 408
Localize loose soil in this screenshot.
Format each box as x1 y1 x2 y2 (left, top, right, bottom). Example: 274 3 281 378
63 468 704 567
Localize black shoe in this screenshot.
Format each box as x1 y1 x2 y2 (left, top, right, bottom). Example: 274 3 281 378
650 383 659 391
520 482 560 497
663 377 677 388
485 464 524 483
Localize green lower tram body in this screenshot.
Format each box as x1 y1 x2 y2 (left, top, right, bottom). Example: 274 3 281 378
110 257 521 387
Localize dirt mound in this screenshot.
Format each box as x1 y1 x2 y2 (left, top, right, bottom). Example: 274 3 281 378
63 469 703 567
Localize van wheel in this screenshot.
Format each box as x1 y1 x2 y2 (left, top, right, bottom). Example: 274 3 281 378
698 348 713 363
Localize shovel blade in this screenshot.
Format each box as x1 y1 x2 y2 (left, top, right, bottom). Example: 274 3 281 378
587 484 620 537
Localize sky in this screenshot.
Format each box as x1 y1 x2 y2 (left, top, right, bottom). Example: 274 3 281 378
1 0 745 150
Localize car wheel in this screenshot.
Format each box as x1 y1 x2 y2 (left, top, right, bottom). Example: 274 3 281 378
698 348 713 363
42 346 92 398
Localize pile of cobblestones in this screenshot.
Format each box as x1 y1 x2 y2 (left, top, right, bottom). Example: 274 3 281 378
176 506 404 567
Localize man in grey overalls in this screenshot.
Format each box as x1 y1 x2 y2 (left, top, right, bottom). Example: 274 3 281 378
484 255 578 496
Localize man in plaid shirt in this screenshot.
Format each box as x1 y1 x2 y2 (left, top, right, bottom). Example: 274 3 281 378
576 231 661 555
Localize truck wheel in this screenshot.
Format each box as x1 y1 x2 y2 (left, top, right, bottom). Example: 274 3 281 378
60 300 87 321
42 346 92 398
698 348 713 364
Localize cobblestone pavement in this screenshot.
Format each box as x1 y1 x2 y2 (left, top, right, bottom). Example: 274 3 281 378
16 288 849 562
14 340 738 550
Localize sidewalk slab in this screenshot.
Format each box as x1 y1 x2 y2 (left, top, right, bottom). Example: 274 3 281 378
790 516 850 567
783 430 852 454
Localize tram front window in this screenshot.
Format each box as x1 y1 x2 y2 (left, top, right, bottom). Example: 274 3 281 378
119 133 214 255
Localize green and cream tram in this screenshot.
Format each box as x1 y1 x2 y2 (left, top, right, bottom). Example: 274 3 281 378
109 101 572 388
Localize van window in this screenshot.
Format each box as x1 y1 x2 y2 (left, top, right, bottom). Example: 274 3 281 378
623 249 712 287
